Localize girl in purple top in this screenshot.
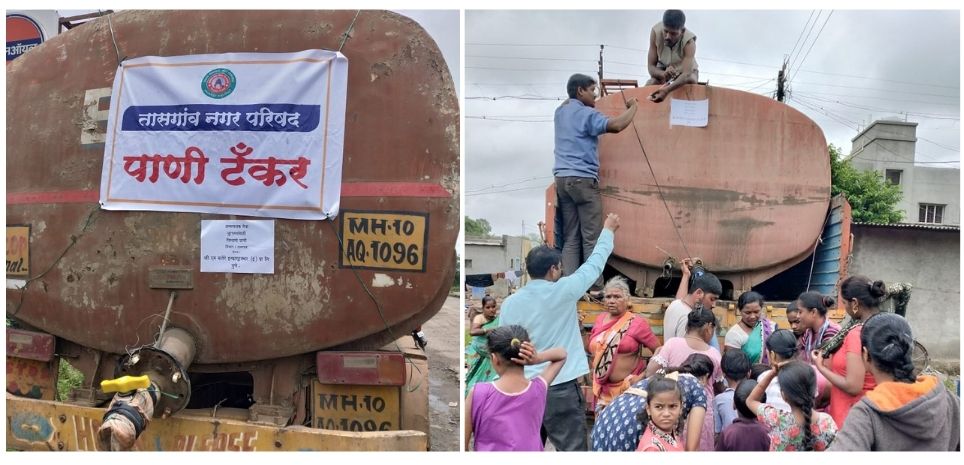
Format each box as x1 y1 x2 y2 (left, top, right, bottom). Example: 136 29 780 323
464 325 567 451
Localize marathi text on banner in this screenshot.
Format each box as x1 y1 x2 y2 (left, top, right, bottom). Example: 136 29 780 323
99 50 348 220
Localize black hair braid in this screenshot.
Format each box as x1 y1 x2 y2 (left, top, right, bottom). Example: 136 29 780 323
800 394 816 451
881 332 916 382
861 313 916 382
776 361 818 450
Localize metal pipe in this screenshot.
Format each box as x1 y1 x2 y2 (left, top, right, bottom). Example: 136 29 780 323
156 327 196 370
156 291 176 346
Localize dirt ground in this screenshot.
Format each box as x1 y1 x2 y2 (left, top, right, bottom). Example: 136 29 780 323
423 295 461 451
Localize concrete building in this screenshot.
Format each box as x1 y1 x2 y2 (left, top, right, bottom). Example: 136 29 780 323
848 119 960 225
848 222 960 367
464 235 533 298
846 119 960 368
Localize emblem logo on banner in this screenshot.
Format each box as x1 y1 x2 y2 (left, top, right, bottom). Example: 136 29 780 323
99 50 348 220
202 68 237 99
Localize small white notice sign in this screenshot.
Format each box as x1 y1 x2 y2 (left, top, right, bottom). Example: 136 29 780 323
200 220 275 274
669 98 709 127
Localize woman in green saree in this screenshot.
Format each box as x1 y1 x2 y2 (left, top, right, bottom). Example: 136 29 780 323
465 296 500 396
724 291 776 364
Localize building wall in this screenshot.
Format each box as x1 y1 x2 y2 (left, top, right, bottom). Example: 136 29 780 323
464 235 533 298
849 226 960 365
849 120 960 225
465 241 507 275
911 166 960 225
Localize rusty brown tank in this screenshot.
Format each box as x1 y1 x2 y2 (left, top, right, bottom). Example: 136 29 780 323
548 84 829 295
6 10 459 364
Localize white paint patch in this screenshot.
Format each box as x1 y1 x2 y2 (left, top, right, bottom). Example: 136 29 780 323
6 279 27 290
372 274 396 288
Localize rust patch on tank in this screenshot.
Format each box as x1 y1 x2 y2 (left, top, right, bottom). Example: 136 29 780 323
214 228 332 336
370 62 392 82
717 217 776 229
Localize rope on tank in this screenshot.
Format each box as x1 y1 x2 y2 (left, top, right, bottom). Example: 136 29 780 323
103 10 127 66
617 91 693 260
338 10 361 52
805 210 832 291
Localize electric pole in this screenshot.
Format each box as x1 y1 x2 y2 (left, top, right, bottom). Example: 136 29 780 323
776 60 787 102
598 45 605 89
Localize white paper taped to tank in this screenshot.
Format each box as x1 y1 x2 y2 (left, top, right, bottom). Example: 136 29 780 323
200 220 275 274
98 50 348 219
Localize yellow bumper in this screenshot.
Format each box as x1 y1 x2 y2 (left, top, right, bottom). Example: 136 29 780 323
6 393 427 451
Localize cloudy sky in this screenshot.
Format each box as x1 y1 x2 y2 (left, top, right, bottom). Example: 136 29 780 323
465 9 961 237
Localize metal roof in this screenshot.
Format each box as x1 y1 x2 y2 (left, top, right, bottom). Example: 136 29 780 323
852 222 960 232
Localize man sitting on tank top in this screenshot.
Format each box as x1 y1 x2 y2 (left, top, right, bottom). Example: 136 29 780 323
647 9 699 103
553 74 637 291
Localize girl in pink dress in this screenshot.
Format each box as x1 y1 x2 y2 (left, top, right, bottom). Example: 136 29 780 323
645 307 722 450
636 375 685 452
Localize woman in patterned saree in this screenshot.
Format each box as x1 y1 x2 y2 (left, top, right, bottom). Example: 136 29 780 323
588 276 661 412
465 296 500 396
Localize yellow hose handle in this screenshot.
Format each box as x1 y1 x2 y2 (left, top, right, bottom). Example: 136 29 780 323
101 375 151 393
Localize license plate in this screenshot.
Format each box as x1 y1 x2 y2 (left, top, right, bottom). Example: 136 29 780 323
311 381 400 432
339 211 428 272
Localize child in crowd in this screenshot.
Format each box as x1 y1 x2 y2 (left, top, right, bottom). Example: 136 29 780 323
464 325 567 451
747 361 837 451
749 363 770 380
636 375 685 452
714 349 749 437
716 379 770 451
591 354 713 452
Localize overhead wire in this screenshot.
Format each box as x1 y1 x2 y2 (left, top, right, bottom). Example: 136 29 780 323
786 10 817 67
793 95 959 165
466 185 553 196
467 175 555 194
789 11 835 83
470 40 956 89
787 10 823 74
792 92 959 120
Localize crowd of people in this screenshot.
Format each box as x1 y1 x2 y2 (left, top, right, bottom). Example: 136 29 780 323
464 9 957 452
464 212 959 452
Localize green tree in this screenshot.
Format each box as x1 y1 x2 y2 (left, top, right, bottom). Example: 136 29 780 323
829 144 903 223
464 216 492 237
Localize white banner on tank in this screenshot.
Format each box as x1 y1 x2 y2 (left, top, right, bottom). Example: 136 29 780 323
200 220 275 274
99 50 348 220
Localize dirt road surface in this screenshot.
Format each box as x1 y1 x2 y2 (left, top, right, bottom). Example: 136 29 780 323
423 295 461 451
